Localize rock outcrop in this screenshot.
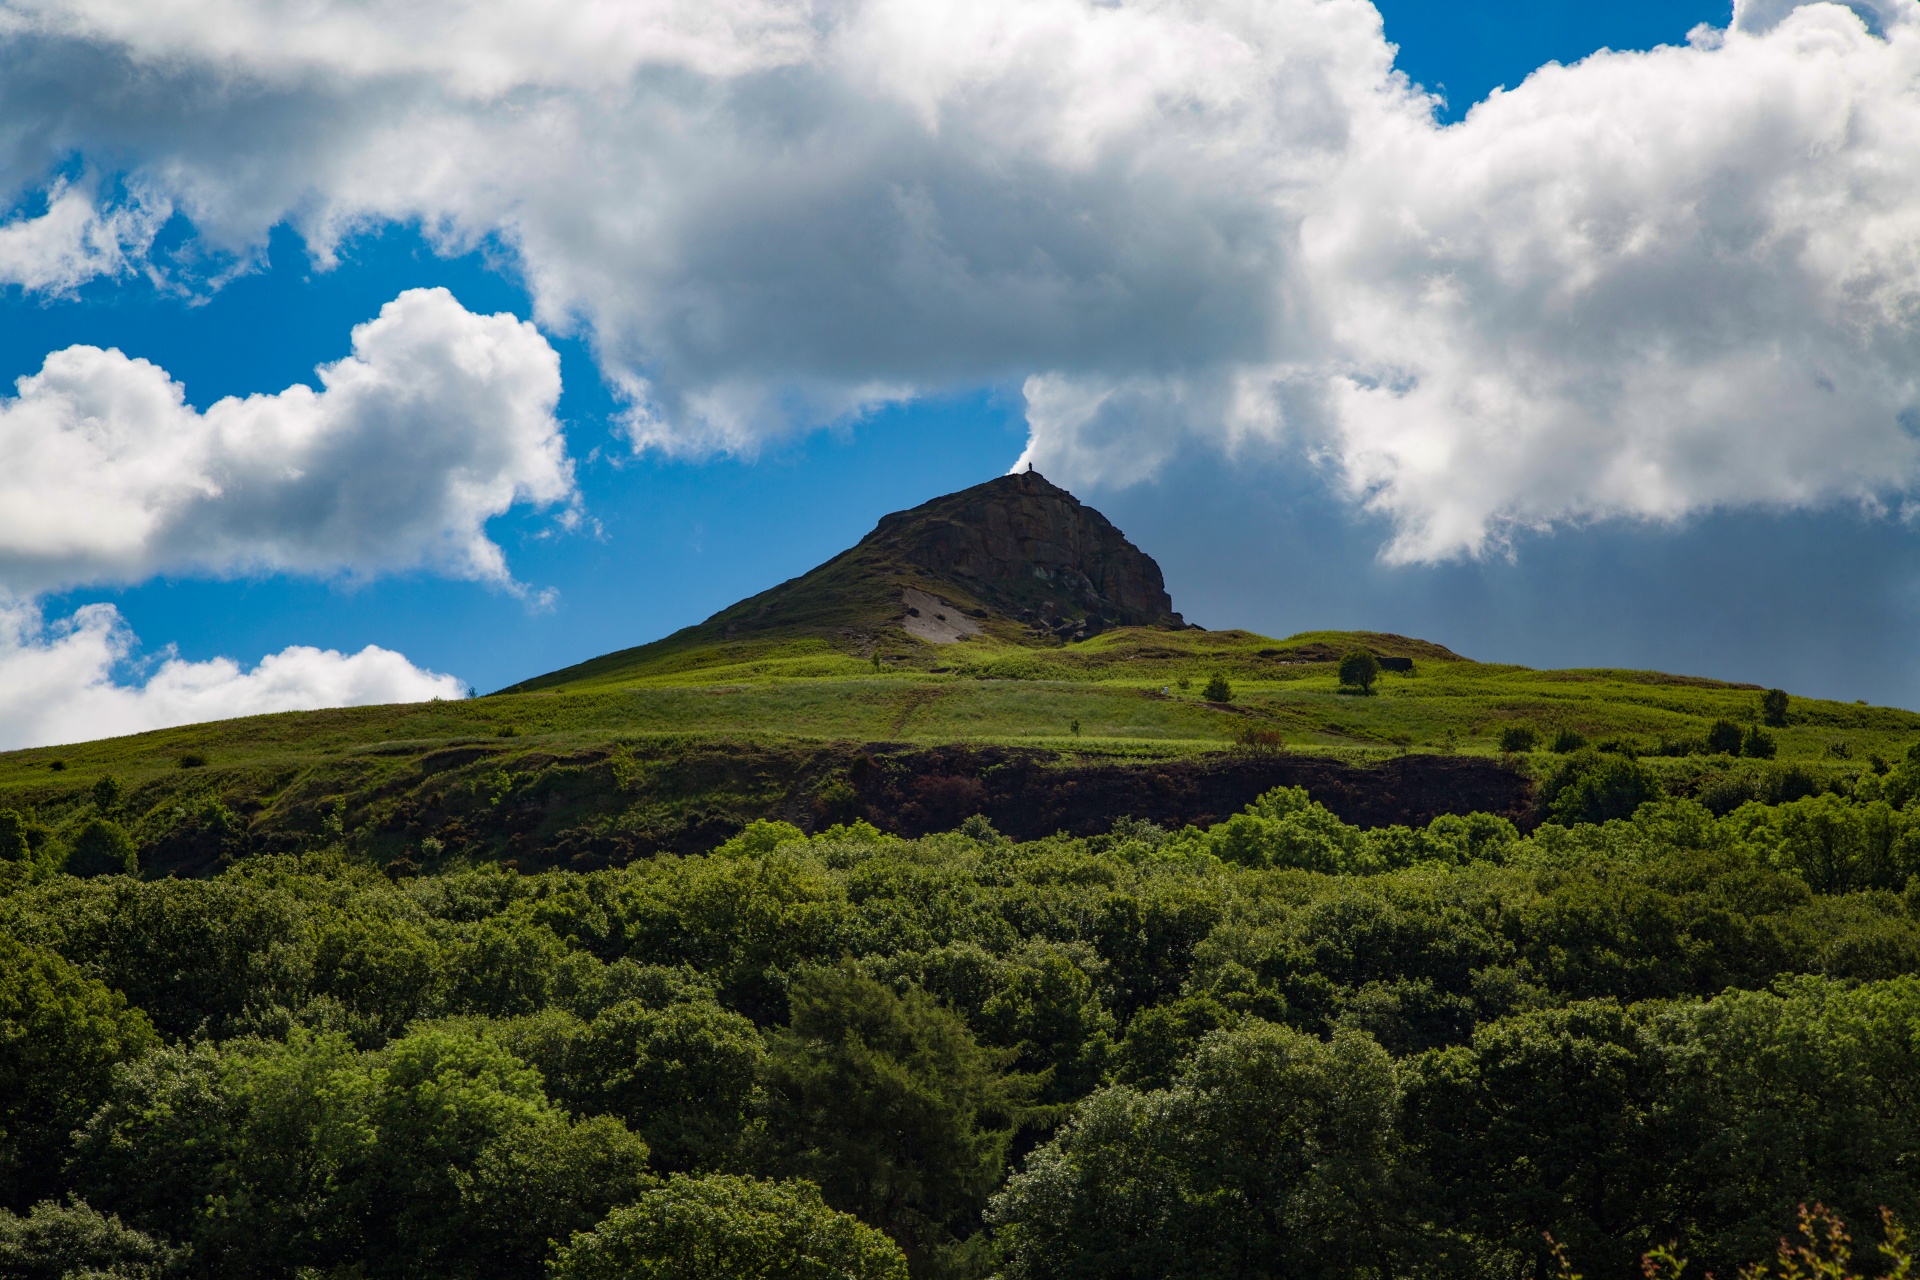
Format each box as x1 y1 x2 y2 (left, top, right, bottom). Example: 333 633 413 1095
861 470 1184 638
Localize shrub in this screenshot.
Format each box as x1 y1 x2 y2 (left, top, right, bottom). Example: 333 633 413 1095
67 820 137 878
1499 726 1538 754
1234 726 1285 755
176 754 207 770
1337 651 1380 693
1551 729 1587 754
1741 725 1778 759
91 776 124 812
1201 675 1232 703
1540 750 1664 826
1706 719 1744 755
1761 688 1789 727
0 810 30 863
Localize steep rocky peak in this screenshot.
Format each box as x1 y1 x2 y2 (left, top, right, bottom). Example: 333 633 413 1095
861 470 1184 636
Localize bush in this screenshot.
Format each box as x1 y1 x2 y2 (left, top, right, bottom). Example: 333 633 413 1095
67 819 137 877
1761 688 1789 727
551 1175 907 1280
0 810 30 863
1201 675 1232 703
1706 719 1744 755
1551 729 1587 754
91 776 124 812
1741 725 1778 759
1499 726 1537 754
1233 726 1285 755
1540 750 1665 826
1338 651 1380 693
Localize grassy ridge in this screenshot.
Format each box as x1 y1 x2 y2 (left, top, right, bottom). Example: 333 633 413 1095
5 626 1915 790
1 625 1913 876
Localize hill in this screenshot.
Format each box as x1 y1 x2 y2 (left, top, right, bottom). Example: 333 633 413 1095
0 471 1915 875
11 473 1920 1280
499 469 1190 693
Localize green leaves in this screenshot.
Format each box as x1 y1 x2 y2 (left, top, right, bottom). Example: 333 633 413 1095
760 964 1038 1267
552 1174 906 1280
0 937 155 1207
991 1022 1399 1280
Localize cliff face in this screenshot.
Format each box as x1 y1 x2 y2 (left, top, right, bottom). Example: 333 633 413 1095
860 470 1183 637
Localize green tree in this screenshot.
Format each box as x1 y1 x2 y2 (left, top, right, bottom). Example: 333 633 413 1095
991 1023 1400 1280
0 1197 183 1280
1707 719 1744 755
73 1028 649 1280
67 819 137 877
0 809 29 863
0 936 156 1208
91 775 125 813
551 1174 907 1280
1540 751 1664 826
1201 675 1232 703
1338 651 1380 694
1742 725 1778 759
577 999 765 1172
1762 688 1790 727
1401 1000 1675 1279
760 964 1036 1270
1552 728 1588 753
1499 726 1537 754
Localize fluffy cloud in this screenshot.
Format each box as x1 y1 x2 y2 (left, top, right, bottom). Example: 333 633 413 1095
0 286 574 593
0 0 1917 559
1301 0 1920 558
0 598 465 749
0 178 167 293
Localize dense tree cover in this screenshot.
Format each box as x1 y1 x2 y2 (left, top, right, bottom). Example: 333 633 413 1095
12 760 1920 1277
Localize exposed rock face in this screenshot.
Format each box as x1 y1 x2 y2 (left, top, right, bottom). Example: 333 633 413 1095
900 588 982 644
862 470 1184 637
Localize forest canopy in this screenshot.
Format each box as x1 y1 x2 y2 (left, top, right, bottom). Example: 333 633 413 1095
11 756 1920 1278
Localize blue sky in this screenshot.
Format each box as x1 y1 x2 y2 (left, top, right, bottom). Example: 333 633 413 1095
2 0 1918 745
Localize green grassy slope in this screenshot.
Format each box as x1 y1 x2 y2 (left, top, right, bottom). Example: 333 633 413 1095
1 624 1912 875
10 625 1913 785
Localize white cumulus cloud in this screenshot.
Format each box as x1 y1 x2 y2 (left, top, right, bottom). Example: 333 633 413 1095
0 286 574 593
0 177 167 293
0 598 465 749
0 0 1915 559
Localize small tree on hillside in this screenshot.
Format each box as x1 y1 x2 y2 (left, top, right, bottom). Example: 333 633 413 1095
1762 688 1789 727
1706 719 1743 755
67 819 136 877
1202 675 1232 703
1742 725 1778 759
1338 651 1380 694
1499 726 1537 754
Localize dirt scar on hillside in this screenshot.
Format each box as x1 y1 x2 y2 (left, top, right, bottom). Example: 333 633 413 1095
900 588 982 644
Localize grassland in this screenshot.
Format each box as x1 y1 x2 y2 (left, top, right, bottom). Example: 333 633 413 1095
3 625 1913 825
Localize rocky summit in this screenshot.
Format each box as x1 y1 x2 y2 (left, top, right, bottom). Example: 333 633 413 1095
500 470 1188 691
860 470 1185 640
